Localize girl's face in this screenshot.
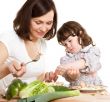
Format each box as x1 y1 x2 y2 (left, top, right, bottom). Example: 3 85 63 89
62 36 82 53
29 10 54 41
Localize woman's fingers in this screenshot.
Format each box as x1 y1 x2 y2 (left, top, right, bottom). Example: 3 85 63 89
45 72 51 82
45 71 58 82
8 60 26 77
8 64 17 74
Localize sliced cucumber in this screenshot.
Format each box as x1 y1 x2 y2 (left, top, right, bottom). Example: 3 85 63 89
18 90 80 102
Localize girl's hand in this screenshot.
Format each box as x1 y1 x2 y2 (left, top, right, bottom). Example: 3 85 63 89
44 71 58 82
66 68 80 80
8 60 26 77
55 64 80 77
55 65 67 76
55 64 76 76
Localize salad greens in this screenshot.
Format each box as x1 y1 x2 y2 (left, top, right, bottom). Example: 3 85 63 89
5 79 80 101
19 80 55 98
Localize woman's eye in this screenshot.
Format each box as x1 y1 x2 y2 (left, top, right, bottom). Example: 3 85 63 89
35 21 42 25
47 21 53 25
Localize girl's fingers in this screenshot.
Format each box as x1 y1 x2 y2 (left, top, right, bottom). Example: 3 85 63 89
67 69 80 80
55 67 66 76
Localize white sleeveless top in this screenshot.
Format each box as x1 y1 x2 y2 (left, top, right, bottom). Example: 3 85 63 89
0 31 47 94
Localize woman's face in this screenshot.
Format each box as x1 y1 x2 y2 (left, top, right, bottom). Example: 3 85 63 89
62 36 82 53
29 10 54 40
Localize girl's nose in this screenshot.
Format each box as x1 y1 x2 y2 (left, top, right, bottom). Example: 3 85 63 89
66 43 71 49
65 43 72 51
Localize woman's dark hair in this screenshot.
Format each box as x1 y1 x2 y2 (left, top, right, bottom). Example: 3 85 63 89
57 21 94 47
13 0 57 40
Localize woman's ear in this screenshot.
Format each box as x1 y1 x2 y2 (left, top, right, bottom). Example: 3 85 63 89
79 30 83 35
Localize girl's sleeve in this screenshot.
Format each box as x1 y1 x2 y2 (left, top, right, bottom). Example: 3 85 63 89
80 46 101 73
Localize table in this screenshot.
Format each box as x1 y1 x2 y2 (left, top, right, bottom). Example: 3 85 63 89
52 93 110 102
0 93 110 102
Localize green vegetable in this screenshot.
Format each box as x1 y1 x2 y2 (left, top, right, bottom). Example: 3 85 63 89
19 80 55 98
18 90 80 102
5 84 19 100
51 85 71 91
5 79 27 100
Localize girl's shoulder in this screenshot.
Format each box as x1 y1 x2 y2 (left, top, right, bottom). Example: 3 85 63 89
81 45 101 55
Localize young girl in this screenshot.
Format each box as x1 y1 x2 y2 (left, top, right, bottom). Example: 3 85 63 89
55 21 103 87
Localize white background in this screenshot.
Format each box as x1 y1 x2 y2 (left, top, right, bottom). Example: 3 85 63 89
0 0 110 92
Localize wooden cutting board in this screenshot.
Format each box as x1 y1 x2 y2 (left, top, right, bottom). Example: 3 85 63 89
52 94 110 102
1 93 110 102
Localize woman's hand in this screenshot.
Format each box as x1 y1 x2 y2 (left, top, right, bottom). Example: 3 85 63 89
44 71 58 82
8 60 26 77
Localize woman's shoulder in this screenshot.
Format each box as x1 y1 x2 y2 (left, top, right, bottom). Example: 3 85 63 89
0 30 19 41
0 30 23 46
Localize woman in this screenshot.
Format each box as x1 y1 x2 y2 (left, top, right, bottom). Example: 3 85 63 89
0 0 57 94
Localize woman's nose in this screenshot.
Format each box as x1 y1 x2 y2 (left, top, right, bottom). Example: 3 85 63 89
39 24 48 32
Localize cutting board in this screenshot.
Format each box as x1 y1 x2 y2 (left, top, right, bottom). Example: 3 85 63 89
52 94 110 102
1 93 110 102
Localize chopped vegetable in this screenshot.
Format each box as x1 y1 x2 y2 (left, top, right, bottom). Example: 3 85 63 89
5 79 27 100
5 79 80 102
51 85 71 91
19 80 55 98
18 90 80 102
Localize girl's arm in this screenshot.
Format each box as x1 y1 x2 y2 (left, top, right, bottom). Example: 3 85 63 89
55 46 101 82
79 46 101 74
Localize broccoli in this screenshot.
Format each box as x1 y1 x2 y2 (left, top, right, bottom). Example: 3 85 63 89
5 79 27 100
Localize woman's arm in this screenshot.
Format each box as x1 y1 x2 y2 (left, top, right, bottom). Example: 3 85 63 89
0 64 10 79
0 42 26 79
0 42 10 79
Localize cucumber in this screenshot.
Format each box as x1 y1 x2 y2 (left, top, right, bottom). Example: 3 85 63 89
18 90 80 102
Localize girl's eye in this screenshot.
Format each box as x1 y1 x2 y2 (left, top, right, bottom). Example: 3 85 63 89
68 40 71 42
63 43 67 47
